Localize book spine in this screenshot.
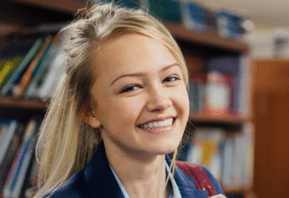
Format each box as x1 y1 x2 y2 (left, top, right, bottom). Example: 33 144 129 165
13 35 53 98
0 39 43 96
180 1 207 32
0 120 18 166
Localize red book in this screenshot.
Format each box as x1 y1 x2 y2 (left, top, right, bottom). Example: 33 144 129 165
203 72 231 116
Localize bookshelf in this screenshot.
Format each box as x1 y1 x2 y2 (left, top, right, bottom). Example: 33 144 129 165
0 0 254 197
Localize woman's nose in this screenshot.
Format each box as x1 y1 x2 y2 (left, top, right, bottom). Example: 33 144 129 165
146 87 172 112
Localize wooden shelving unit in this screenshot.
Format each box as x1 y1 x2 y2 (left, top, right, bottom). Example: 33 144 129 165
0 1 254 197
189 113 250 124
164 22 249 53
0 97 48 110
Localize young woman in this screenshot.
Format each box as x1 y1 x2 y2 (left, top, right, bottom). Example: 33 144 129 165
34 3 226 198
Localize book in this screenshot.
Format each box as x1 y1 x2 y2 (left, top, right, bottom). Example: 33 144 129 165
0 123 8 150
10 131 38 198
204 7 218 33
184 127 225 181
180 1 207 32
37 43 66 99
188 77 197 112
238 55 251 117
1 143 23 198
0 57 24 88
21 157 38 198
221 133 234 187
231 129 245 187
0 40 31 89
2 118 39 198
0 120 18 166
215 9 245 40
0 122 24 194
13 35 53 98
242 122 255 188
148 0 182 23
204 71 231 116
190 74 206 113
0 38 43 96
114 0 140 9
24 34 61 98
207 55 241 115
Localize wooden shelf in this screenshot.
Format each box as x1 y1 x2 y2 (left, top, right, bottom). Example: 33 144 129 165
223 186 252 195
0 97 48 110
9 0 248 53
189 112 249 124
164 23 249 53
0 97 248 124
9 0 87 14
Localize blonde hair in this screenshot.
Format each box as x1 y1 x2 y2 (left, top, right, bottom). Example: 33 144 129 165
34 3 188 197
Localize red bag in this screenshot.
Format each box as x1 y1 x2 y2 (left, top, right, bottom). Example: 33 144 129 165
176 161 217 196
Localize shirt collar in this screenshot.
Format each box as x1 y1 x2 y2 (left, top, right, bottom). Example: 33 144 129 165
83 142 208 198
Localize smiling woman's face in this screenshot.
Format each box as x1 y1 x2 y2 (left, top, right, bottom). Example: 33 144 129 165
87 33 189 158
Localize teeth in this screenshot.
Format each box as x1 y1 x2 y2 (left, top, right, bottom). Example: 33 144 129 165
139 118 173 129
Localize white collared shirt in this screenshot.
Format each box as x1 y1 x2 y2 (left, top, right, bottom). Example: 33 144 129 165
109 161 182 198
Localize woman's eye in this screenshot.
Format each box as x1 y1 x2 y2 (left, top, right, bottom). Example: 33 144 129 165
120 85 140 93
163 76 180 82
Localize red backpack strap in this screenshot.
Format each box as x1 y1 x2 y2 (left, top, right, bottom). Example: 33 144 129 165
176 161 217 196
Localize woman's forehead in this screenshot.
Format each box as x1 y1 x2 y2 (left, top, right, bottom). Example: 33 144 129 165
92 33 178 75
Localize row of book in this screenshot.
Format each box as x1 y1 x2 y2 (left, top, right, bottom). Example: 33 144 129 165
0 31 66 99
178 123 254 189
189 55 251 117
0 33 251 118
189 72 232 116
86 0 250 40
247 28 289 59
0 119 254 197
0 118 42 198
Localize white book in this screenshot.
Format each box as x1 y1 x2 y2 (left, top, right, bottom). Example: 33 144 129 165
221 134 234 187
37 44 66 99
231 131 246 187
186 142 203 165
239 55 251 117
210 149 222 182
243 122 255 189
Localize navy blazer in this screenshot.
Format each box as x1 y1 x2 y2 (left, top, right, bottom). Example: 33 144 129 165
42 143 224 198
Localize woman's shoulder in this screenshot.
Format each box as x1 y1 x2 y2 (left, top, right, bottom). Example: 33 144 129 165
40 169 89 198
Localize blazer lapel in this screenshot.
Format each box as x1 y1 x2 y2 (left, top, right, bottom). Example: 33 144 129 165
83 142 125 198
83 145 207 198
166 156 209 198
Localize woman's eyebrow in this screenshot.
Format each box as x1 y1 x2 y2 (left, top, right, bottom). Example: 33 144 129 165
110 63 179 86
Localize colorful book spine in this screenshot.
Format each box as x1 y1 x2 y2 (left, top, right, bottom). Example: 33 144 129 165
24 34 61 99
0 57 24 88
13 35 53 98
207 55 241 115
180 1 207 32
0 38 43 96
37 44 66 99
2 119 38 198
0 123 24 194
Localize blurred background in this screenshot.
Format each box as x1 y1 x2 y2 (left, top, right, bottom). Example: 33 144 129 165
0 0 288 198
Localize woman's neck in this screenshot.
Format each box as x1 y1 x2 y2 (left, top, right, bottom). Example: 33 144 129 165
105 147 169 198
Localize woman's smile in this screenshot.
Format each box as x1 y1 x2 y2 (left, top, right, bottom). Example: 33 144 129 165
138 117 177 134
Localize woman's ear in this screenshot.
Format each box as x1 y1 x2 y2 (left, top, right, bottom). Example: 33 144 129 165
82 110 102 128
